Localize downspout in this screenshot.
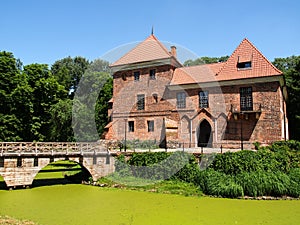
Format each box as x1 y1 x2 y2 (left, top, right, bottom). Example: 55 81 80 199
282 85 288 141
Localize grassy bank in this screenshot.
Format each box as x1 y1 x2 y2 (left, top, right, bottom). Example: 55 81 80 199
0 184 299 225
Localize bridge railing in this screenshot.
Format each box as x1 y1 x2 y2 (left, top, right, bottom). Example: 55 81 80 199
0 142 106 154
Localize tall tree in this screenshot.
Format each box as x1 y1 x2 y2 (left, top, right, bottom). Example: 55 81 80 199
51 56 90 98
72 59 112 141
49 99 74 141
0 51 25 141
273 56 300 140
23 64 66 141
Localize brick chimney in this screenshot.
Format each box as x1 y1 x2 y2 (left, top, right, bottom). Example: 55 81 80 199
170 46 177 58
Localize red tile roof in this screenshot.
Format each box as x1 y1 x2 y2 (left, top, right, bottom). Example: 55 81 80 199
171 63 225 85
111 34 174 67
170 38 282 86
216 38 282 80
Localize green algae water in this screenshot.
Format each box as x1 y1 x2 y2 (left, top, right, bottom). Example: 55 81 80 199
0 184 299 225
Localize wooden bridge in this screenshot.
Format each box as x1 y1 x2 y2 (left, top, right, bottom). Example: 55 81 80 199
0 142 115 188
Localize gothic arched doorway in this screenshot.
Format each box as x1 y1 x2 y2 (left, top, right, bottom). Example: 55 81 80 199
198 119 212 147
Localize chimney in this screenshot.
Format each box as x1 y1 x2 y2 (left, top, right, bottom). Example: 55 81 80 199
170 46 177 58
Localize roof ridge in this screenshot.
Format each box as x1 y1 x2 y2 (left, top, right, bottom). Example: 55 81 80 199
151 35 173 57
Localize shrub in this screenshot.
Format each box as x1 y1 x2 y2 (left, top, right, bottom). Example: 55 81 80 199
172 154 200 183
195 169 243 198
235 170 290 197
288 168 300 197
127 152 190 180
209 148 298 175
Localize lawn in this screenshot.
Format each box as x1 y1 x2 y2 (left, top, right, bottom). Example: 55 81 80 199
0 184 299 225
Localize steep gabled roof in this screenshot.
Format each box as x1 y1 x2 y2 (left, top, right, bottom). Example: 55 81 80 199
170 38 282 86
216 38 282 80
110 34 175 67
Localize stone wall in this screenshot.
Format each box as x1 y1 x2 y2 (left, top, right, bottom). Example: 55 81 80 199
0 154 115 188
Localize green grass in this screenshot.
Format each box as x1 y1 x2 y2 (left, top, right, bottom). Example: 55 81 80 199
33 160 84 180
98 177 202 197
0 184 299 225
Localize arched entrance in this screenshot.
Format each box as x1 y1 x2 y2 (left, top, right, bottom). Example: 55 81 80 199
198 119 213 147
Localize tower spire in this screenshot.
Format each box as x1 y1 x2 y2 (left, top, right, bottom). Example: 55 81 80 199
151 26 154 35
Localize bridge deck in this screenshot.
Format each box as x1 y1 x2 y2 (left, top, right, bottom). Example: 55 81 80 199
0 142 107 155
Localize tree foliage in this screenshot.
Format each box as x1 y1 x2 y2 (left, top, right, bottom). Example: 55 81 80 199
0 51 112 141
51 56 90 98
273 56 300 140
184 56 229 66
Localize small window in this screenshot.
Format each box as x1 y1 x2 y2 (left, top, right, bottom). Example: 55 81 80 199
199 91 209 108
153 93 158 103
240 87 253 111
237 61 252 69
134 71 140 81
177 92 186 108
34 157 39 167
147 120 154 132
150 69 156 80
93 155 97 165
128 121 134 132
0 157 4 167
137 94 145 110
17 157 22 167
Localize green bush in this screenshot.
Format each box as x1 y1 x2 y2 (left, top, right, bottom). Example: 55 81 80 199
235 170 290 197
209 147 299 175
126 152 190 180
196 169 243 198
172 154 200 183
114 154 132 176
288 168 300 197
270 140 300 152
120 139 159 150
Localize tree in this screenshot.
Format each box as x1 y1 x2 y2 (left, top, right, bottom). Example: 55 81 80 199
23 63 66 141
95 74 113 136
72 59 112 141
0 51 25 141
184 56 229 66
49 99 74 141
273 56 300 140
51 56 90 98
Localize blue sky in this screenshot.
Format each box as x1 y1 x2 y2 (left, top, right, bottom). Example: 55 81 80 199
0 0 299 66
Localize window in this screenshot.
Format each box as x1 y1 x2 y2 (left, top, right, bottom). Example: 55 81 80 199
34 157 38 167
128 121 134 132
137 94 145 110
240 87 253 111
17 157 22 167
199 91 209 108
177 92 186 108
152 93 158 103
0 157 4 167
237 61 252 69
134 71 140 81
150 69 156 80
147 120 154 132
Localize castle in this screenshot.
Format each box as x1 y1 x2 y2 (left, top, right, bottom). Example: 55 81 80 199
104 34 288 149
